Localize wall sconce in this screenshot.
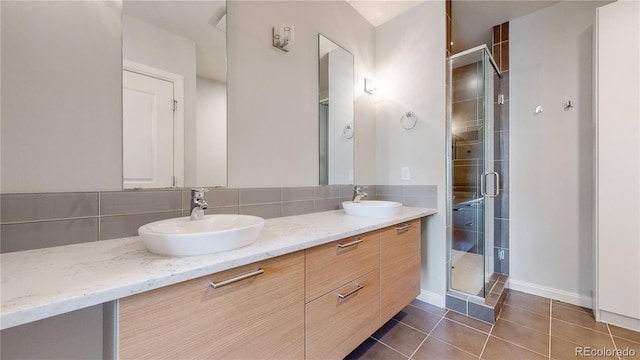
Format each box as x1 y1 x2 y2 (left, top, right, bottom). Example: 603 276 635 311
365 78 376 94
272 24 295 52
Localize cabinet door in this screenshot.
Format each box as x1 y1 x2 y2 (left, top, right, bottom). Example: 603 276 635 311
305 230 379 302
380 219 421 323
118 252 304 359
306 270 380 360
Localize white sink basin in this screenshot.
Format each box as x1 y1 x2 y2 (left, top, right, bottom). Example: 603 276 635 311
139 214 265 256
342 200 403 218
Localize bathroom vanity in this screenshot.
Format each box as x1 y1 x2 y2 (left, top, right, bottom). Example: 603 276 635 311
1 207 435 359
119 219 420 359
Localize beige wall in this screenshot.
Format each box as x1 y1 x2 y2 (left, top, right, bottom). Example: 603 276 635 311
510 1 610 306
375 1 447 306
1 0 123 193
1 0 377 192
227 1 376 188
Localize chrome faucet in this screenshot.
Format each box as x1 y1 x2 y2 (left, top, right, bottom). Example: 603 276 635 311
352 186 368 203
190 188 209 220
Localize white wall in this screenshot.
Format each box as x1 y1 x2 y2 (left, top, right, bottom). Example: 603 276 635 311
0 0 122 193
227 1 376 187
595 0 640 330
510 1 609 306
196 77 227 186
122 15 198 186
375 1 447 305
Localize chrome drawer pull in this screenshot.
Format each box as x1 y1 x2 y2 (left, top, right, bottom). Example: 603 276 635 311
337 284 364 299
210 268 264 289
337 238 363 248
395 223 413 231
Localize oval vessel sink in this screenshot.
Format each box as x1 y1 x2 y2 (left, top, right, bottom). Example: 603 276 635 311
139 214 265 256
342 200 403 218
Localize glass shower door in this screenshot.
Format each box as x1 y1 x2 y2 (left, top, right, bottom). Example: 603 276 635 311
449 45 500 298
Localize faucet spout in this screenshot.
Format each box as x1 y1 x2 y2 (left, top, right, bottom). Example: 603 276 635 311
190 188 209 220
352 186 368 203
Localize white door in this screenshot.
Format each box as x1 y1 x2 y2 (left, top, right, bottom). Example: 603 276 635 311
123 70 175 189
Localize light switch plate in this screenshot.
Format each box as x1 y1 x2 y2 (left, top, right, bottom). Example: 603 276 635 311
401 167 410 180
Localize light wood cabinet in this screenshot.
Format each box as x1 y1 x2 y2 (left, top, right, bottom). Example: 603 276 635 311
305 270 380 360
118 251 305 360
305 230 379 302
117 218 423 360
381 219 421 323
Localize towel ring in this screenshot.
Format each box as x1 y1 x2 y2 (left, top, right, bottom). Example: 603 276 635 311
401 111 417 130
343 123 354 139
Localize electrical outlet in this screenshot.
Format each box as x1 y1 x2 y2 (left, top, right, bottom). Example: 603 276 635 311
348 169 354 181
498 249 505 261
401 167 410 180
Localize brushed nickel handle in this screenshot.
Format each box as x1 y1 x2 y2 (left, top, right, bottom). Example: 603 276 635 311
482 172 500 198
210 268 264 288
337 238 363 248
395 223 413 231
337 284 364 299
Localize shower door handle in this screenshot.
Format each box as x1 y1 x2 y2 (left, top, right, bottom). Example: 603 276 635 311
481 172 500 198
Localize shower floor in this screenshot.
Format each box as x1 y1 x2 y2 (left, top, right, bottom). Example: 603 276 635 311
451 249 484 295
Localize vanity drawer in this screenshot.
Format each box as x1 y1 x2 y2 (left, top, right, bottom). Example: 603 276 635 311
118 251 304 360
305 270 381 360
305 230 380 302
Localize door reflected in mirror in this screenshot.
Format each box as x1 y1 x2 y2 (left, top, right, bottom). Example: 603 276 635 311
318 34 354 186
122 0 227 189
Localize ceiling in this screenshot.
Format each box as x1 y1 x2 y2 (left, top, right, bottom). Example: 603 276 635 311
346 0 560 52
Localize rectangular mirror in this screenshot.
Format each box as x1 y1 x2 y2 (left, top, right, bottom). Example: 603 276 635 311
122 0 227 189
318 34 354 186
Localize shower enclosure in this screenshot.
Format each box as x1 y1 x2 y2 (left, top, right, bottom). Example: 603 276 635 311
447 45 501 298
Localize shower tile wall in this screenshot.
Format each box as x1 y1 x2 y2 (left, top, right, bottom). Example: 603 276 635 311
452 62 484 255
492 22 510 275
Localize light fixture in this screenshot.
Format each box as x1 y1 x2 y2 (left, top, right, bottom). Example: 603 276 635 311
216 13 227 33
272 24 295 52
365 78 376 94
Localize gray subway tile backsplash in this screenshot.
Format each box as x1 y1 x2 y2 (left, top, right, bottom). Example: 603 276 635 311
282 187 315 202
401 196 437 208
1 218 98 253
101 190 182 215
239 188 281 205
1 192 98 223
0 184 439 253
100 211 182 240
282 200 314 217
376 185 404 197
404 185 437 197
314 198 340 212
203 189 240 208
239 203 281 219
313 185 341 199
377 195 404 203
204 206 240 215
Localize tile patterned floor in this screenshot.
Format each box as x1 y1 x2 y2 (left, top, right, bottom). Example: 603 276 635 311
346 290 640 360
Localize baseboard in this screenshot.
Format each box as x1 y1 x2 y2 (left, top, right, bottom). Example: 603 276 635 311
599 310 640 332
508 279 593 309
417 289 445 308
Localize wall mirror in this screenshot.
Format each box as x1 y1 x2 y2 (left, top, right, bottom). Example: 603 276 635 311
122 0 227 189
318 34 354 185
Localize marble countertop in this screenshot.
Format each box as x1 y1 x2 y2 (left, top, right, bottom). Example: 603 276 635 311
0 207 436 330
